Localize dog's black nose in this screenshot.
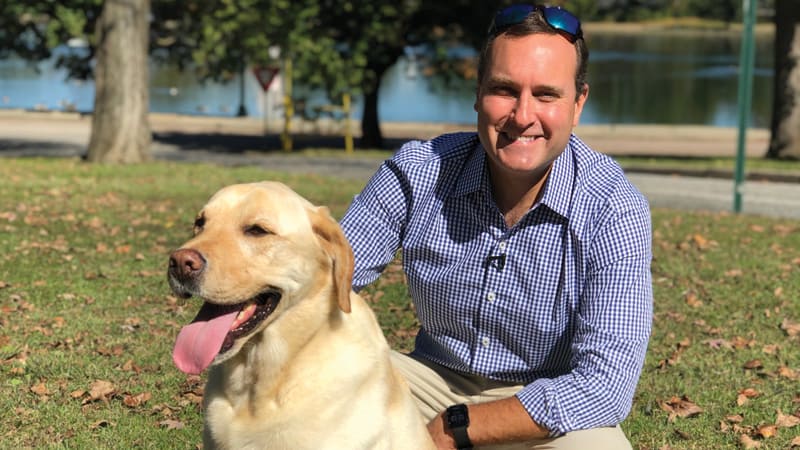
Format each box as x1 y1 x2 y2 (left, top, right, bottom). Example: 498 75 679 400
169 248 206 279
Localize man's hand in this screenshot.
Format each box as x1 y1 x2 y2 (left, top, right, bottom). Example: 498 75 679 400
427 412 458 449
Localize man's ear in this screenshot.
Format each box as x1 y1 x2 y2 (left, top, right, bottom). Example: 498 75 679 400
308 206 353 313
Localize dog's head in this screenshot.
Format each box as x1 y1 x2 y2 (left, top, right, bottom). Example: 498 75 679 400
168 181 354 374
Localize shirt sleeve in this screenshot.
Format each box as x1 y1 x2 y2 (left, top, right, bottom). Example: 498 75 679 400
340 159 411 292
515 196 653 436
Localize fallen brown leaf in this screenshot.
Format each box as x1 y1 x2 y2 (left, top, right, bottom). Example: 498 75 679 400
737 388 760 406
740 434 762 448
782 318 800 336
726 414 745 423
778 366 799 380
740 388 760 398
658 338 692 369
123 392 152 408
731 423 751 435
705 338 733 350
673 428 691 440
97 345 124 357
86 217 104 229
30 382 50 397
121 359 142 373
731 336 756 349
660 395 703 422
777 410 800 428
70 389 85 399
725 268 744 278
762 344 780 355
180 391 203 405
757 424 778 438
692 233 710 249
684 291 703 308
743 359 764 370
159 419 185 430
83 379 116 404
134 270 160 277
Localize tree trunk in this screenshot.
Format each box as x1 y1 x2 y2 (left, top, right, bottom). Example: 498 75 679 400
766 0 800 160
360 86 383 149
359 54 401 149
86 0 151 163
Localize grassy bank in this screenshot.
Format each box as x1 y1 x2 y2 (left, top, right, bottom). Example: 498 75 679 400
584 18 775 35
1 158 798 449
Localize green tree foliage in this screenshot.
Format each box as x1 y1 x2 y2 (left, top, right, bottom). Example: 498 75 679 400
680 0 740 23
152 0 509 147
309 0 519 146
0 0 786 151
0 1 103 79
151 1 316 82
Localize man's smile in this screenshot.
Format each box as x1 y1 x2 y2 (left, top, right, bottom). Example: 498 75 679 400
498 131 545 147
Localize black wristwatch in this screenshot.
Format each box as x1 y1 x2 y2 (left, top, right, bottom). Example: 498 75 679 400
445 404 473 450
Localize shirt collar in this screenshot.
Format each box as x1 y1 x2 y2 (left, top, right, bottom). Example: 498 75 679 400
452 139 486 197
452 135 577 219
537 137 576 219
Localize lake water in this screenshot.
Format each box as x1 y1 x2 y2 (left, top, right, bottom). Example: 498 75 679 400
0 31 774 127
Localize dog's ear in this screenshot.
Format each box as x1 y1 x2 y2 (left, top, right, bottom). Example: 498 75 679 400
309 206 353 313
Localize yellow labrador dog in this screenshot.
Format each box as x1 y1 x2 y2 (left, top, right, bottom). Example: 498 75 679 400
168 181 435 450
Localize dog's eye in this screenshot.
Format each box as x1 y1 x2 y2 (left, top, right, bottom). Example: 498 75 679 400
244 225 270 237
193 216 206 233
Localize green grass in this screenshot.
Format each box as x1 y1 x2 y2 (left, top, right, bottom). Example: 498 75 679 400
614 155 800 177
261 148 800 177
1 157 799 449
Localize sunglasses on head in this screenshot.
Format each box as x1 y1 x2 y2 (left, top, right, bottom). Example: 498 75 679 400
488 4 583 42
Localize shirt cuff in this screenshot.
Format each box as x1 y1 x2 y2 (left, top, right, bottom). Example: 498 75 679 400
514 379 567 437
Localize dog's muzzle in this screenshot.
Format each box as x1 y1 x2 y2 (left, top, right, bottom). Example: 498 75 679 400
167 248 205 297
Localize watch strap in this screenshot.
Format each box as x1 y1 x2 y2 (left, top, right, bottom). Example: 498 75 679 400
446 404 473 450
451 425 472 450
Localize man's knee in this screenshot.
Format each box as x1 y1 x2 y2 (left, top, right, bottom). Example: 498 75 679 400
479 425 631 450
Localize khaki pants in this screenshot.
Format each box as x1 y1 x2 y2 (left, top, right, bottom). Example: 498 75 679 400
391 352 632 450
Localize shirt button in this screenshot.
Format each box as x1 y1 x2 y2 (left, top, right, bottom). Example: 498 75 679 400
481 337 490 347
486 292 496 302
498 242 507 251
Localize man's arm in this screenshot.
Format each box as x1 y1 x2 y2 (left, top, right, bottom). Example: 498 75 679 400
427 397 548 449
427 197 652 446
515 198 653 435
340 161 409 291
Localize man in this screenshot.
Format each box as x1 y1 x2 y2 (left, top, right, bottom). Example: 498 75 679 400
340 4 652 449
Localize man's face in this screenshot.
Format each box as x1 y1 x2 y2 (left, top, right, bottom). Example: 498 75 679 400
475 33 588 183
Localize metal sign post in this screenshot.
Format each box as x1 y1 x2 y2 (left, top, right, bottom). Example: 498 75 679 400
734 0 758 213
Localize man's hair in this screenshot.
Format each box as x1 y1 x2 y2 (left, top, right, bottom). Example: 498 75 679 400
477 8 589 100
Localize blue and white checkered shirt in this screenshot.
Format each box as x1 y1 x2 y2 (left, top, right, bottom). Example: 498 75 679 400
340 132 652 435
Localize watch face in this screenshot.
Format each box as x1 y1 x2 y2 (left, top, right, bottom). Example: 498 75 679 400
447 404 469 427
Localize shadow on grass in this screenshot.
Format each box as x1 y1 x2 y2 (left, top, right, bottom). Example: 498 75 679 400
0 139 86 157
0 130 412 159
616 155 800 183
152 131 411 153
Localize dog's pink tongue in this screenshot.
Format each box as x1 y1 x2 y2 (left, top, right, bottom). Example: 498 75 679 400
172 309 239 375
